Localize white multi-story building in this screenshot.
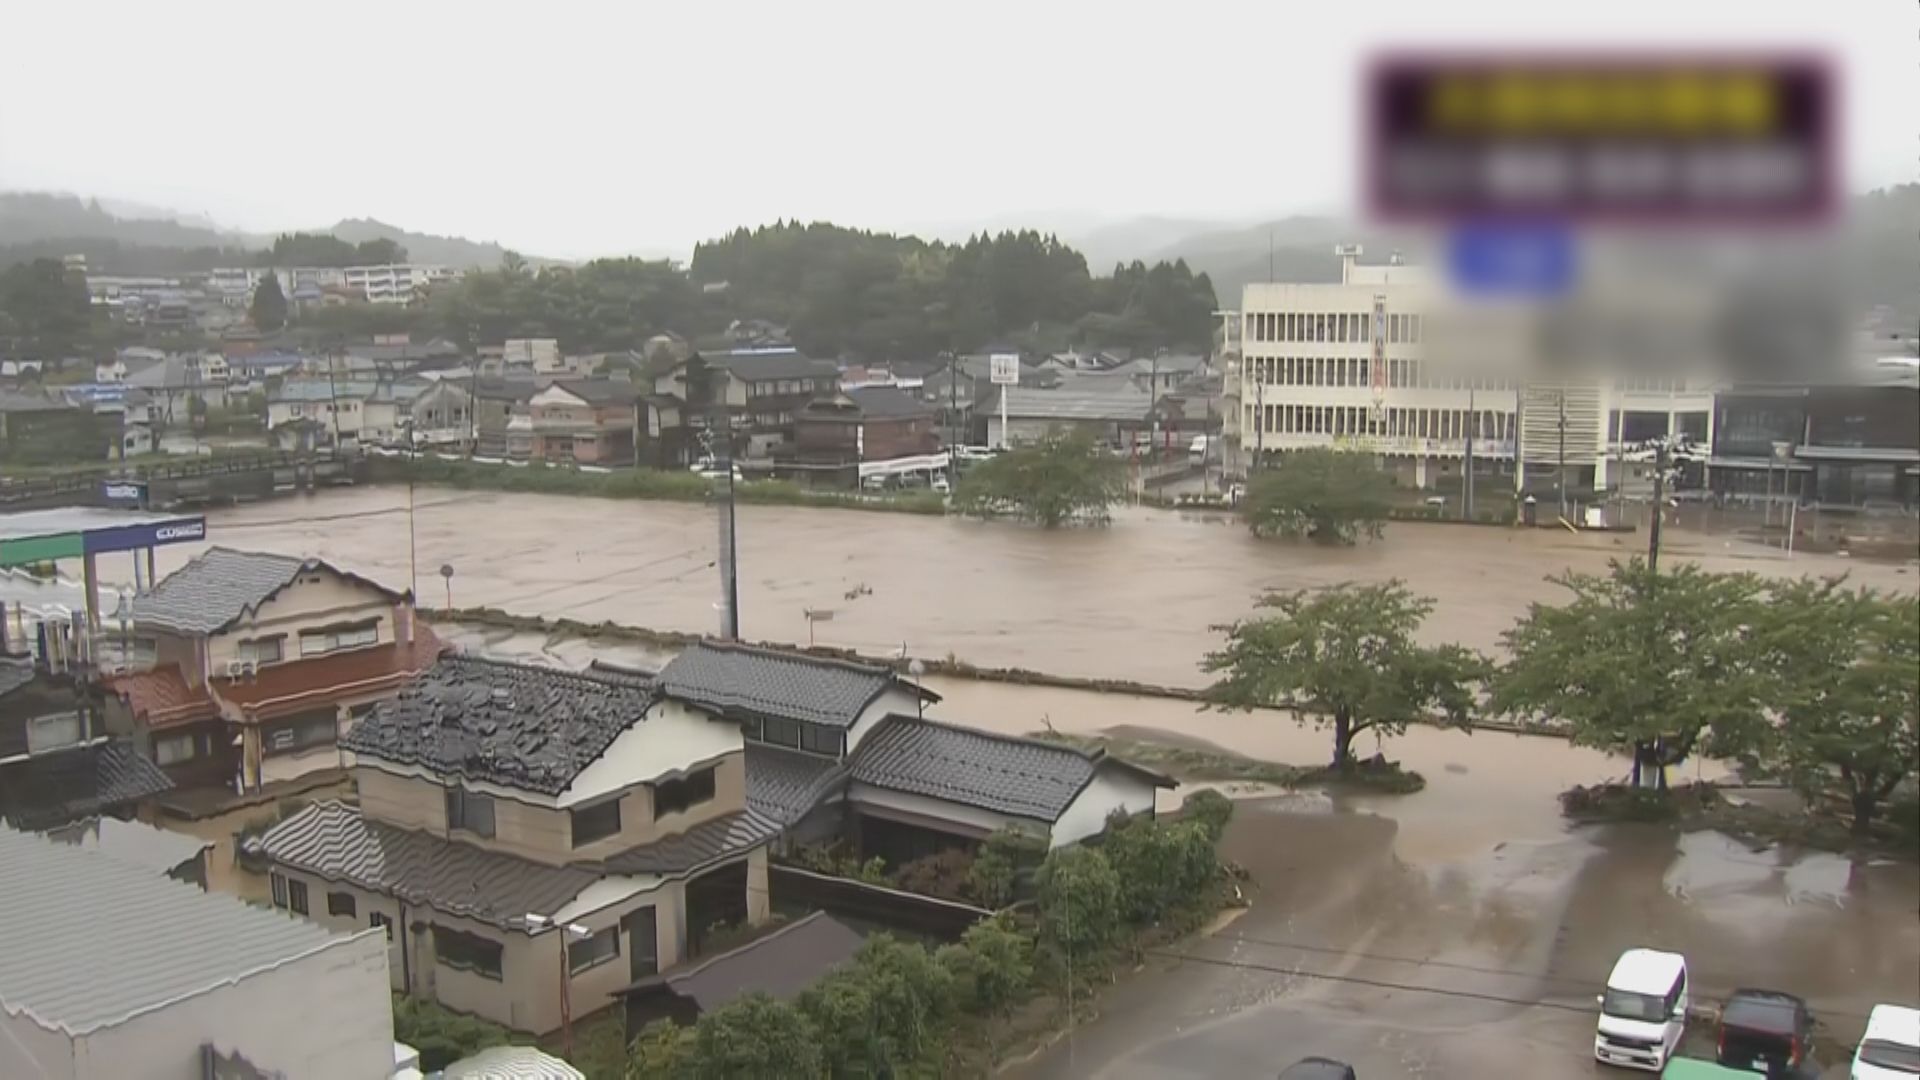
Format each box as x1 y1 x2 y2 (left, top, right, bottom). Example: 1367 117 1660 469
1239 246 1715 495
209 264 456 307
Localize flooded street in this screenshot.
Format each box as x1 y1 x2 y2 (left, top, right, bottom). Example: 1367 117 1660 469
171 486 1916 689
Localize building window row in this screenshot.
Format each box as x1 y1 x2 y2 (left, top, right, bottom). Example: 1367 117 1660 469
652 767 717 819
1247 405 1514 443
1246 356 1510 392
435 925 504 980
1248 310 1423 345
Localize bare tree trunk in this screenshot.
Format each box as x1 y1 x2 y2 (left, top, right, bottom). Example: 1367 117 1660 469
1851 790 1878 839
1332 709 1352 771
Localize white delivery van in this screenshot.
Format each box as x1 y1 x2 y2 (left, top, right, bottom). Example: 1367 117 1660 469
1853 1004 1920 1079
1594 948 1690 1071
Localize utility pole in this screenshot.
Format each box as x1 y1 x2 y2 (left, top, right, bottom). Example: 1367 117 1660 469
1648 442 1667 574
1463 384 1475 521
1556 389 1568 521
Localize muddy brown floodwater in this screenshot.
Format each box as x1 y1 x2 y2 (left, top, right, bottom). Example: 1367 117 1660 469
172 487 1915 689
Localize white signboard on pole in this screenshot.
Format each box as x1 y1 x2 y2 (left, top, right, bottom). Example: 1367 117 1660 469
989 353 1021 386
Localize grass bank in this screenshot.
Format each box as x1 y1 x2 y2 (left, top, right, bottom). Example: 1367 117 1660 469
1561 782 1920 859
368 455 948 516
1033 730 1427 794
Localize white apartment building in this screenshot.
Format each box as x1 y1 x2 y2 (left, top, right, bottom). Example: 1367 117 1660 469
1239 247 1715 495
209 264 456 307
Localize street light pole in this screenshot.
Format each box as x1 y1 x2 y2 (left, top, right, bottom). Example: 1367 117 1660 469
524 913 591 1061
1556 389 1567 521
1464 384 1476 521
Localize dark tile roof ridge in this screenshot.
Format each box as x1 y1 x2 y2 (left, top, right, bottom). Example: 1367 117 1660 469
439 652 655 691
866 714 1101 762
690 640 894 679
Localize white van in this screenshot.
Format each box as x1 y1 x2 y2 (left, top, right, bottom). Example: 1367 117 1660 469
1853 1004 1920 1079
1594 948 1690 1071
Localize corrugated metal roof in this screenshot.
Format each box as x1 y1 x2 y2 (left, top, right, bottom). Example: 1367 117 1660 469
848 717 1101 821
659 642 929 730
0 824 355 1036
443 1046 585 1079
258 801 597 928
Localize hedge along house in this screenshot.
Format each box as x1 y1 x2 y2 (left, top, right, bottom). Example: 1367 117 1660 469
660 642 1175 866
104 547 444 793
253 655 779 1036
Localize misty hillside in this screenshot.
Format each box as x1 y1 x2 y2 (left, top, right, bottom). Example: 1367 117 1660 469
0 192 538 272
1066 216 1228 273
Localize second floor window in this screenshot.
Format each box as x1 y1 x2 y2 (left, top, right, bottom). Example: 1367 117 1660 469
653 767 716 820
300 621 379 657
25 713 83 755
446 786 496 838
570 799 622 847
327 891 356 917
240 636 283 664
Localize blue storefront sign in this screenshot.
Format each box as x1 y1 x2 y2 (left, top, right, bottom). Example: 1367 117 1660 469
80 517 207 555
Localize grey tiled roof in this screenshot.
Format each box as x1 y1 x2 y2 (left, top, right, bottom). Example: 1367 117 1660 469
744 744 847 825
131 547 307 634
703 351 838 382
258 801 777 926
258 800 598 928
842 386 932 420
984 384 1152 423
0 824 352 1035
342 655 656 795
599 809 781 875
0 740 175 830
849 717 1169 822
659 642 931 730
641 910 864 1011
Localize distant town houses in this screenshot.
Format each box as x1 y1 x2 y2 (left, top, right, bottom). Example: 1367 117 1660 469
209 263 460 308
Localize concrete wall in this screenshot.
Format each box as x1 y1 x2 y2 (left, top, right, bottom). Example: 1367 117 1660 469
1052 766 1161 848
8 930 393 1080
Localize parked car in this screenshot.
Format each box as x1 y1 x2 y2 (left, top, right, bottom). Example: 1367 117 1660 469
1595 948 1691 1072
1716 989 1814 1078
931 473 950 494
1278 1058 1357 1079
861 474 888 491
1853 1004 1920 1079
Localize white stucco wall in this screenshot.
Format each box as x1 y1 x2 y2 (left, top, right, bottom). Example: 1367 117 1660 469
9 930 394 1080
561 700 742 807
844 686 931 755
847 782 1030 839
1051 766 1162 848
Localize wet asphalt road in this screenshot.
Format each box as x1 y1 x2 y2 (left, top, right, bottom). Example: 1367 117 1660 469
1009 798 1917 1080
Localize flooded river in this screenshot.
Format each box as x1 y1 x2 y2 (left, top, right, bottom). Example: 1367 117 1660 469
169 486 1915 689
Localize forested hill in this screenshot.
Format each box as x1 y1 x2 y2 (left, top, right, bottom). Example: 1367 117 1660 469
688 222 1219 358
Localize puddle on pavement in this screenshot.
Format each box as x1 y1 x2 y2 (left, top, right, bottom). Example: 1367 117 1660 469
1662 831 1857 909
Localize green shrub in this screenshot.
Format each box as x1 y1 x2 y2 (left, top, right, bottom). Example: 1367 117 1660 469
1181 788 1234 843
796 970 882 1076
892 847 976 902
847 935 956 1066
967 844 1015 908
391 995 512 1072
689 994 821 1079
626 1019 695 1079
970 827 1048 906
941 915 1035 1015
1035 846 1121 957
1103 819 1218 924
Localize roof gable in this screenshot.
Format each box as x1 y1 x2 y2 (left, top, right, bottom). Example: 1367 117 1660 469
132 548 401 636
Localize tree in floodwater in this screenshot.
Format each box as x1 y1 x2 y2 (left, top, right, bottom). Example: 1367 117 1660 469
951 428 1125 528
1241 447 1394 544
1493 558 1770 790
1202 581 1487 769
1748 578 1918 837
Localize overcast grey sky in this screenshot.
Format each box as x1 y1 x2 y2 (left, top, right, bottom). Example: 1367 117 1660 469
3 0 1914 259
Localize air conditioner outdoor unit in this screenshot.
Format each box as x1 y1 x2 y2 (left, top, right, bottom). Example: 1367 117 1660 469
225 660 247 678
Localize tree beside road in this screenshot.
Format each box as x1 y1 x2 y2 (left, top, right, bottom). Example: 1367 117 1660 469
1203 581 1488 771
